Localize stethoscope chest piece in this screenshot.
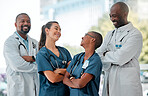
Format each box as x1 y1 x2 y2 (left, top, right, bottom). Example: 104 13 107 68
62 61 67 65
45 46 67 69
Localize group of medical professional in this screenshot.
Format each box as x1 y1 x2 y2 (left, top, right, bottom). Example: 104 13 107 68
3 1 143 96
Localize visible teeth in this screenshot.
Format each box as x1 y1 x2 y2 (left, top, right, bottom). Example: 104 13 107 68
24 27 28 29
113 22 117 25
57 34 60 37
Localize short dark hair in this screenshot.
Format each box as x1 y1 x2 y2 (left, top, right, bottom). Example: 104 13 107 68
89 31 103 49
15 13 30 22
113 2 129 13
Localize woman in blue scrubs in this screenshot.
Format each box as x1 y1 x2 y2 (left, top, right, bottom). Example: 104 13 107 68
63 31 103 96
36 21 72 96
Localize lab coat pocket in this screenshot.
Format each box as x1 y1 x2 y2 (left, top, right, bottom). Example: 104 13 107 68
120 67 142 96
10 72 23 93
120 67 139 84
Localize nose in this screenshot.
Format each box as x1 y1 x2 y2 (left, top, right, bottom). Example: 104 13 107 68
110 16 115 22
82 37 84 40
58 29 61 33
24 21 29 25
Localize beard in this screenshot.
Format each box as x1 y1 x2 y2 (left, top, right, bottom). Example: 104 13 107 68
113 16 126 28
19 25 31 35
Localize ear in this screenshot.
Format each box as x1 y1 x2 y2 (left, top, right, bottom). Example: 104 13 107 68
124 12 128 17
15 23 17 27
91 38 96 42
45 28 49 35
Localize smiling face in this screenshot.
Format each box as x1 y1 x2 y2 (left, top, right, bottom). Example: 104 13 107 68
15 14 31 35
46 23 61 42
109 4 127 28
80 32 95 48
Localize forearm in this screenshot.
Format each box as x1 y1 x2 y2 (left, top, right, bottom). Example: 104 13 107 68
52 73 64 83
70 78 84 88
22 56 35 62
54 68 66 75
44 71 64 83
63 76 77 88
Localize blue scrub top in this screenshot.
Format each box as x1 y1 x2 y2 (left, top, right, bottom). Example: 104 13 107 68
67 52 102 96
36 46 72 96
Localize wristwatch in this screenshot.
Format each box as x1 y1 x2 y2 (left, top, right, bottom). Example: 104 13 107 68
32 56 35 61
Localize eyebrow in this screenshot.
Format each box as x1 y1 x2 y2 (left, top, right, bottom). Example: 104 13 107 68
54 26 61 30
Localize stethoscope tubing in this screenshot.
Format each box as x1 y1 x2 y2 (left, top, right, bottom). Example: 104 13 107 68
107 30 130 47
45 46 66 70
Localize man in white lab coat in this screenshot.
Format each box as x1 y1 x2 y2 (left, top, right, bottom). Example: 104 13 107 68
97 2 143 96
3 13 39 96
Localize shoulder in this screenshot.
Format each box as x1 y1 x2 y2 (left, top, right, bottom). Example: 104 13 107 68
57 46 70 53
92 53 101 59
37 47 47 56
73 52 84 59
90 53 102 63
106 30 115 36
128 23 142 35
103 30 115 39
131 27 142 36
4 34 16 45
57 46 67 50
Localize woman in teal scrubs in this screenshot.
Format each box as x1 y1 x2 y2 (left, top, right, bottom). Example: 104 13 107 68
36 21 72 96
63 31 103 96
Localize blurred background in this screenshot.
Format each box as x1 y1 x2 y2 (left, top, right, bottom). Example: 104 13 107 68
0 0 148 96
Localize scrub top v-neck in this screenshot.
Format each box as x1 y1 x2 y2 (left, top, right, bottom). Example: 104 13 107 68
36 46 72 96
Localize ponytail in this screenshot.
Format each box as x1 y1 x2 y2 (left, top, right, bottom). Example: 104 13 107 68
38 21 59 50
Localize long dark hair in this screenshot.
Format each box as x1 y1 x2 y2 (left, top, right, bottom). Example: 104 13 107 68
38 21 59 50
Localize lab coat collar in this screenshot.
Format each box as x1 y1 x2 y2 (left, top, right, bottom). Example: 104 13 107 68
115 22 133 32
13 32 34 56
15 31 28 42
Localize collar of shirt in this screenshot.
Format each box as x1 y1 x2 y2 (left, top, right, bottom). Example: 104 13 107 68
115 22 133 32
15 31 29 51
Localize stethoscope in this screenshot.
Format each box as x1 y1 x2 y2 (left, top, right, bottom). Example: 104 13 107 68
107 30 130 49
45 46 67 70
15 37 36 51
69 52 94 78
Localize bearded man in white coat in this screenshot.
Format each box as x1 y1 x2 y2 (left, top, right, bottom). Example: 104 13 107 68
97 2 143 96
3 13 39 96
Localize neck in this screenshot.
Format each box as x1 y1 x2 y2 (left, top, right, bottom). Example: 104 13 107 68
84 47 95 60
45 38 56 50
17 31 27 40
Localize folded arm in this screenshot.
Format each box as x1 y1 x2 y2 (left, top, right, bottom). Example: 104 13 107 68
63 72 93 88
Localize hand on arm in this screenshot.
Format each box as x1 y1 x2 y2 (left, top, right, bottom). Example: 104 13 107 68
71 73 93 88
54 68 66 75
63 72 93 88
22 56 35 62
63 72 76 88
43 70 64 83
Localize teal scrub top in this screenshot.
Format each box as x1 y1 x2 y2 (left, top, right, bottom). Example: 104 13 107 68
67 52 102 96
36 46 72 96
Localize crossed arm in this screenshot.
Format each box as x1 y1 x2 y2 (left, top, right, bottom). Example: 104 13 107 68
43 61 71 83
63 71 93 88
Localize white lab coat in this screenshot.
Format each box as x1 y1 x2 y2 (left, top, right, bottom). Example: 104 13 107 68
3 32 39 96
97 23 143 96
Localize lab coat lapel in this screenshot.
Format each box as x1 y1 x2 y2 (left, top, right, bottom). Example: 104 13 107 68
116 23 133 42
28 35 32 56
13 32 28 56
